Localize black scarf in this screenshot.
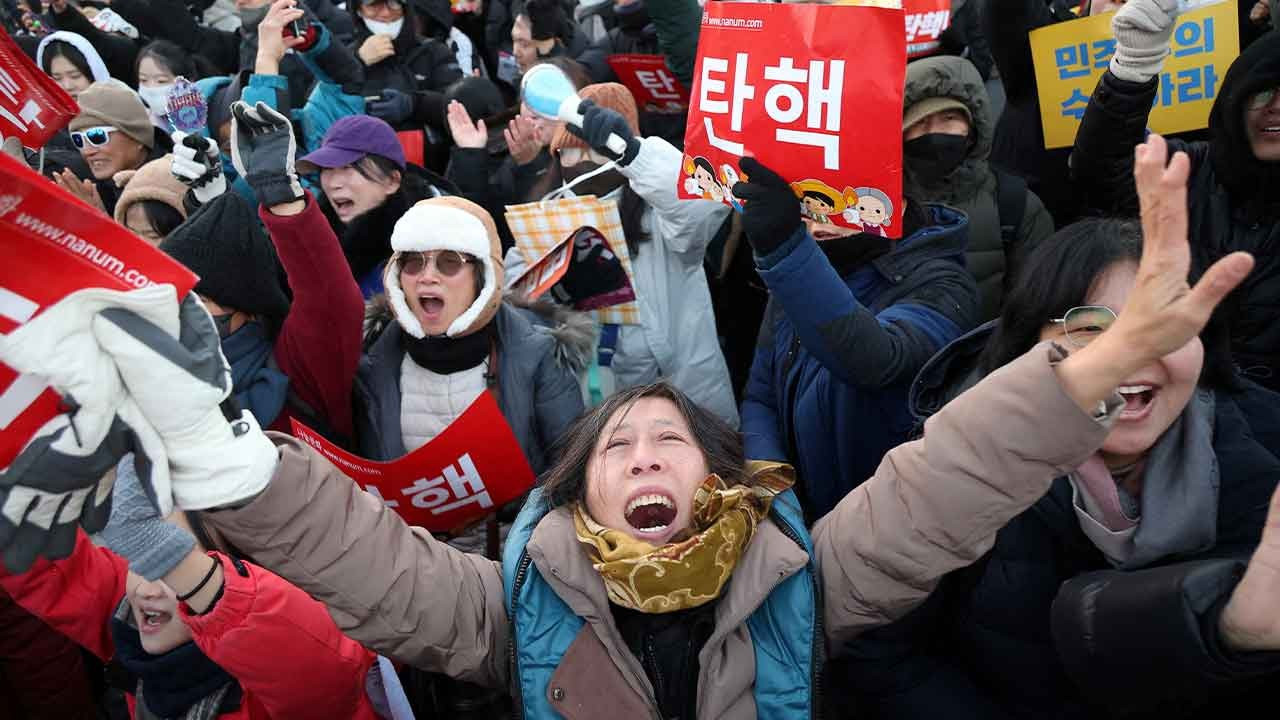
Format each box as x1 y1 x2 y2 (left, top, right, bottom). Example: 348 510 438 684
401 321 494 375
818 198 929 276
110 614 241 719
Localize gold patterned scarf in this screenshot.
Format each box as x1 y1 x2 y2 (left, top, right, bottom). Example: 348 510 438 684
572 461 795 613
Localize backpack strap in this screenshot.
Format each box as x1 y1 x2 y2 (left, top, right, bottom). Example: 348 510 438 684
993 167 1029 252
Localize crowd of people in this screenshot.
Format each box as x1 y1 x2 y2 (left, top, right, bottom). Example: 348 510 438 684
1 0 1280 717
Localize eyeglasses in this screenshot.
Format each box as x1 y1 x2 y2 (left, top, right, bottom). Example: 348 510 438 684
1049 305 1117 348
399 250 474 277
70 125 116 149
1248 87 1279 111
359 0 403 8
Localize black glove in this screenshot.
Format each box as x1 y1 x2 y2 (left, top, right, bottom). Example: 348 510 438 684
567 100 642 166
229 101 304 208
733 156 802 256
368 89 415 125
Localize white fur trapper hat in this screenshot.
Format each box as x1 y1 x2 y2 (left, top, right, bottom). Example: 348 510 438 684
384 196 504 339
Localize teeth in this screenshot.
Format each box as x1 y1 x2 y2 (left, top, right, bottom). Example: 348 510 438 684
1118 385 1152 395
625 494 674 516
634 522 670 534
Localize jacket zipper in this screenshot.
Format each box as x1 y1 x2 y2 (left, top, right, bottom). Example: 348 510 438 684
771 512 825 720
643 636 666 713
507 552 534 720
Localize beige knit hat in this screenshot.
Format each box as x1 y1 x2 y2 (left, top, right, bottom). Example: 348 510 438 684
70 80 154 149
383 196 505 339
902 96 971 133
112 155 189 226
550 83 640 156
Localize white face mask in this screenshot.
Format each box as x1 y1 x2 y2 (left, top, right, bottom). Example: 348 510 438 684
138 83 175 114
363 17 403 37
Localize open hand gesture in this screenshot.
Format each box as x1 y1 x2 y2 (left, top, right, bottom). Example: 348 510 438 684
446 100 487 149
1219 485 1280 651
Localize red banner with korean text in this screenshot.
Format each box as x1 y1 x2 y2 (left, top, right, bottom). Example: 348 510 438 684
0 30 79 148
608 54 690 114
0 152 199 468
902 0 952 58
680 2 907 237
290 391 536 534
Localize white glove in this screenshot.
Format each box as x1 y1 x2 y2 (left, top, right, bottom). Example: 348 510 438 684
0 286 172 571
171 131 227 206
92 292 278 510
1109 0 1181 83
90 8 139 39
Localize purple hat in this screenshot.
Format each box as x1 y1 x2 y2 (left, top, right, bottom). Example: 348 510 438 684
297 115 406 173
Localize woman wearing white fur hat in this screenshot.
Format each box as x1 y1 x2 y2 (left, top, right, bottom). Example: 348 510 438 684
355 195 589 482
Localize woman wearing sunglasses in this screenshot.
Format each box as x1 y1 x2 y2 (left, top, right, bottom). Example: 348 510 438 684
1072 13 1280 391
837 209 1280 717
63 81 173 216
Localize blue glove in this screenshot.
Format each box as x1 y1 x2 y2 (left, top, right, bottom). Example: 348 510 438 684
368 89 415 125
567 100 642 166
101 455 196 580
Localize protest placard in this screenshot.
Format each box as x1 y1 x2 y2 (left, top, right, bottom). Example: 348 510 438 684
608 54 690 114
681 1 906 236
0 152 199 468
1030 0 1239 149
0 29 79 149
903 0 952 58
290 391 536 534
511 226 638 311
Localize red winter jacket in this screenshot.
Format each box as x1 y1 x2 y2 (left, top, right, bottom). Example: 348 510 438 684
0 531 381 720
262 193 365 443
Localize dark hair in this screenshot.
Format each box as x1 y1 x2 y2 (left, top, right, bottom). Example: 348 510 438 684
41 40 93 80
135 39 195 82
351 154 404 187
520 0 568 42
140 199 186 239
981 217 1237 389
539 382 747 509
803 189 835 206
692 156 715 178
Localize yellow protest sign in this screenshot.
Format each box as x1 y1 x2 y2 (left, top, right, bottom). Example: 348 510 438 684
1030 0 1239 149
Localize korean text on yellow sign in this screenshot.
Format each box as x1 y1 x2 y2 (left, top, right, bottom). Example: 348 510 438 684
1030 0 1239 149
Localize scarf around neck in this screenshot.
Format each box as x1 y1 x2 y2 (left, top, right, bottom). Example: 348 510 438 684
573 462 795 613
222 321 289 428
401 321 494 374
110 608 239 719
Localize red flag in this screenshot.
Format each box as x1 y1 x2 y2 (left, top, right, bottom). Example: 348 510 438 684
0 30 79 148
607 54 690 115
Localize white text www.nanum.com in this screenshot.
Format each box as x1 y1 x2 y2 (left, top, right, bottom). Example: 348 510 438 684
10 212 156 288
701 14 765 29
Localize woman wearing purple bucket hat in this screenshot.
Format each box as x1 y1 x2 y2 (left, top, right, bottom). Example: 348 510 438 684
299 114 460 297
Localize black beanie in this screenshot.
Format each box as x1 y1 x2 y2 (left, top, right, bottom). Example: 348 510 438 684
523 0 567 42
1208 31 1280 219
160 193 291 328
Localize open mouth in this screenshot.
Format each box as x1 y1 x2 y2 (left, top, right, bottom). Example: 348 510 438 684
624 492 678 535
332 197 356 215
138 608 173 633
1117 384 1157 420
417 293 445 317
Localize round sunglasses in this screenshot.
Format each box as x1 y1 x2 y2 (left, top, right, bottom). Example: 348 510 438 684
398 250 475 278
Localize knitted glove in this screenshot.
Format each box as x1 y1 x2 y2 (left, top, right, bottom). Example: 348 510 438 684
567 100 642 166
368 89 415 125
229 101 303 208
0 287 173 573
733 156 802 256
170 131 227 207
100 455 195 580
92 293 277 511
1110 0 1181 83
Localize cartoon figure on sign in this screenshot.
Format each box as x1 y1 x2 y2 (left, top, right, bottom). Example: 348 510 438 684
852 187 894 237
720 163 745 212
683 155 727 202
790 179 858 225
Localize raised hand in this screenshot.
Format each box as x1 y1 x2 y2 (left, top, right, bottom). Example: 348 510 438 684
229 100 303 208
1056 134 1253 413
54 169 107 215
1110 0 1180 82
504 113 543 166
170 131 227 206
733 156 802 256
255 0 307 76
447 100 488 149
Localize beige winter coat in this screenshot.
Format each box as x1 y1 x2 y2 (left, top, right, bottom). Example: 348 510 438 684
204 342 1120 718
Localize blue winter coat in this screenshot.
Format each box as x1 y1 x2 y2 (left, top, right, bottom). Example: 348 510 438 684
741 206 978 521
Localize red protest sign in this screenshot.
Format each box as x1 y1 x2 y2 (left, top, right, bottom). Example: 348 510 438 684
608 54 690 114
904 0 952 58
0 152 199 468
290 391 536 534
681 2 906 237
0 30 79 148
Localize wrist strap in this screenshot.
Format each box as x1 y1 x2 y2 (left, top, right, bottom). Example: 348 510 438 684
177 556 220 602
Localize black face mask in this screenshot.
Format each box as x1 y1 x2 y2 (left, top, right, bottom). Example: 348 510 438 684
561 161 627 198
903 133 970 183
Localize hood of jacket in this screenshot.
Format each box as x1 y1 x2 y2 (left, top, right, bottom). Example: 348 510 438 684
908 319 996 430
1209 30 1280 219
902 56 994 206
351 0 421 54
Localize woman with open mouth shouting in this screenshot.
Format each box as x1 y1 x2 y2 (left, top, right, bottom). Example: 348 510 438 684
5 137 1273 720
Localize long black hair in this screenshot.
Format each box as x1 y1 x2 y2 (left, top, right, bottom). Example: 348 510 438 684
981 217 1237 389
41 40 92 79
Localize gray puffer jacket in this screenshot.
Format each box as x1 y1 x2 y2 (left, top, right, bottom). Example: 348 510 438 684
354 299 589 475
903 55 1055 321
